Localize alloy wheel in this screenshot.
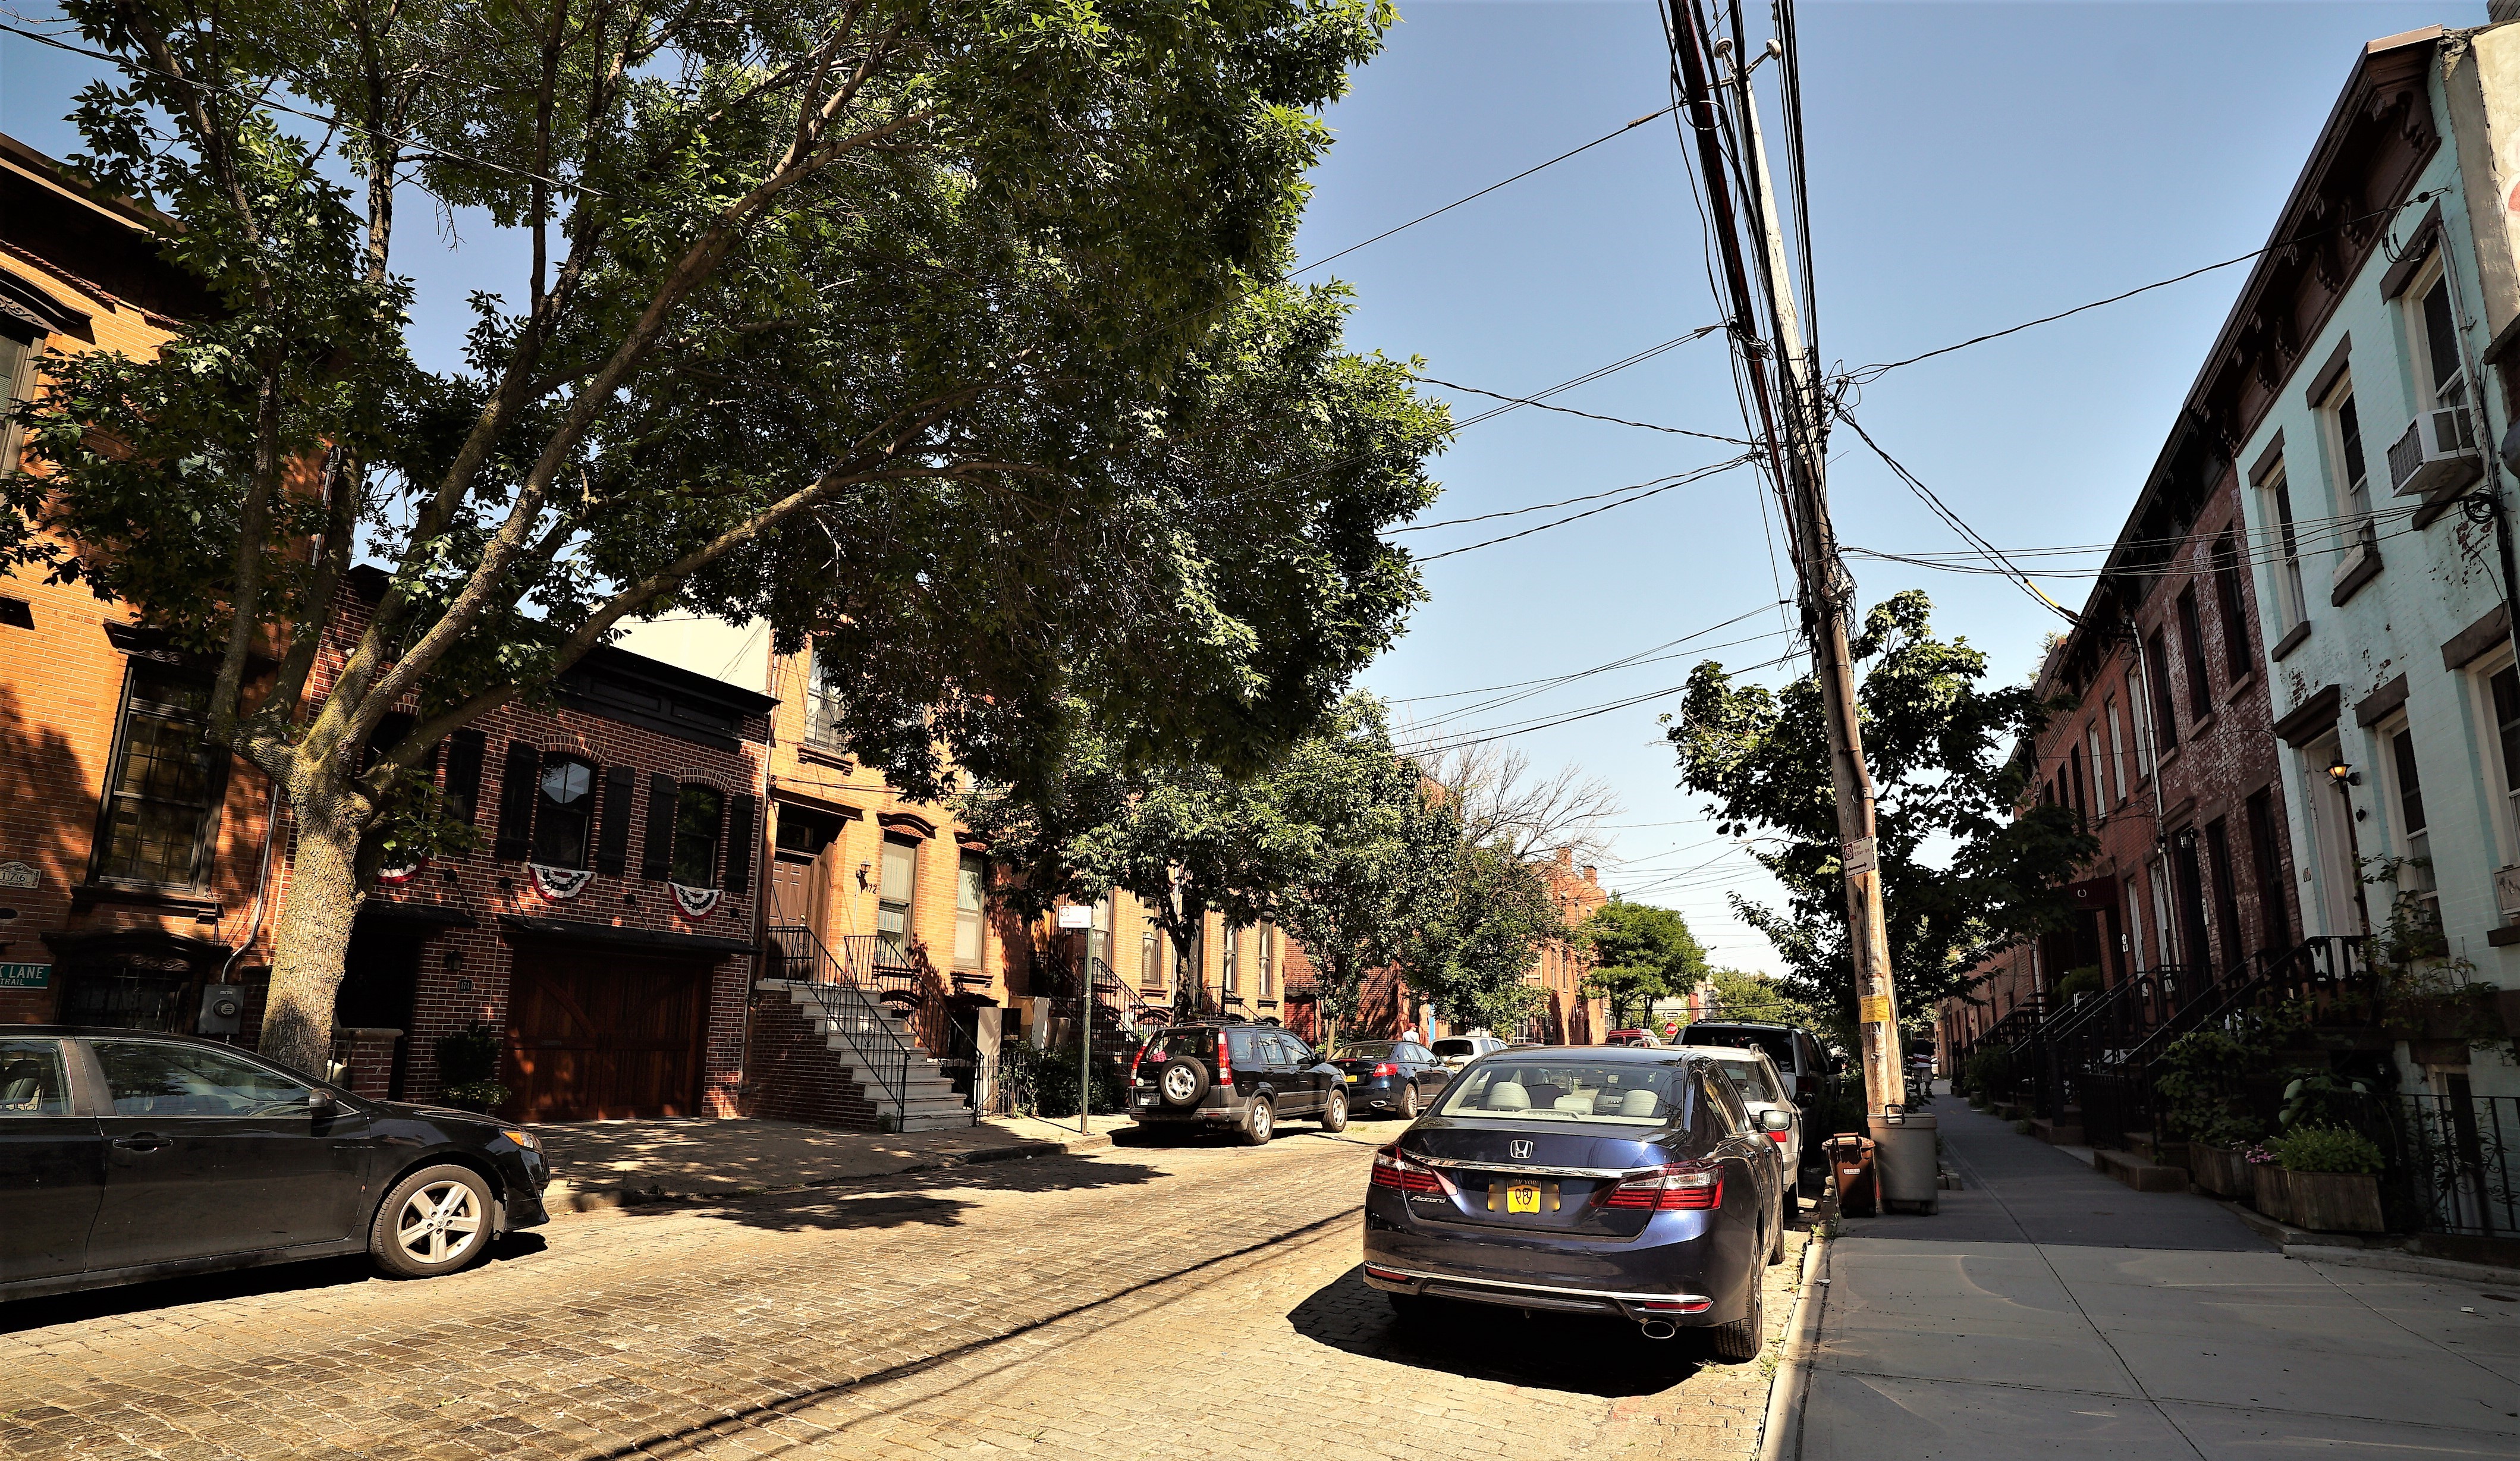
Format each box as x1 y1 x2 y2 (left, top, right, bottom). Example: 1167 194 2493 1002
395 1179 484 1267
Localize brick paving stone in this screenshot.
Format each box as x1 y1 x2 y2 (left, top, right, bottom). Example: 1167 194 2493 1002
0 1129 1808 1460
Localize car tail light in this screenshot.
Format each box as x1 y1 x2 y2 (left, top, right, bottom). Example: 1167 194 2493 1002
1637 1297 1714 1314
1371 1061 1397 1078
1369 1143 1450 1194
1129 1045 1148 1080
1598 1163 1723 1210
1214 1038 1231 1085
1770 1130 1792 1143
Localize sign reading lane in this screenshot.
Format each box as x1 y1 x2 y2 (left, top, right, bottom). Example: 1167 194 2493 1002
0 963 52 989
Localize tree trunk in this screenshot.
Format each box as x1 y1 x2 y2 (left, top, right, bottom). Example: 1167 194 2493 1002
257 777 367 1079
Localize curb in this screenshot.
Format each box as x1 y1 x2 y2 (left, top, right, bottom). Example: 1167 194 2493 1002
542 1129 1117 1220
1757 1226 1830 1461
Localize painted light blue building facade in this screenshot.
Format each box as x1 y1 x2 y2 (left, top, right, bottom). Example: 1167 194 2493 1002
2228 24 2520 1098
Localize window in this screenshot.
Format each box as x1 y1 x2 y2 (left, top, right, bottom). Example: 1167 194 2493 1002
1220 924 1240 995
95 1039 310 1117
0 1038 72 1117
2068 744 2088 827
2213 532 2252 683
2383 718 2437 919
954 850 986 969
2414 269 2468 416
2488 662 2520 860
2323 378 2373 526
804 646 846 749
2246 790 2289 953
2261 465 2308 634
2176 588 2212 720
2123 876 2148 974
531 756 596 868
1139 929 1164 990
2205 818 2244 973
0 323 34 475
2106 697 2128 803
1257 925 1276 1000
2086 727 2107 817
670 783 724 886
877 835 919 953
95 664 225 886
2145 630 2179 751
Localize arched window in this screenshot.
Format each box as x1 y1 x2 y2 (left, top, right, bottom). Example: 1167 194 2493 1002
532 756 597 868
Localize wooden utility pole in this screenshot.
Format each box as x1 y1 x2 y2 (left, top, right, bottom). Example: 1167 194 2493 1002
1671 1 1906 1114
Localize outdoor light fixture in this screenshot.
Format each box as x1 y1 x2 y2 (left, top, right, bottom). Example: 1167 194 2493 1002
2327 759 2361 786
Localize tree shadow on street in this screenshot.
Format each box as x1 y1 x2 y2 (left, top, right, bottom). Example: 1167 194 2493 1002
1286 1266 1708 1398
0 1232 548 1335
649 1151 1169 1233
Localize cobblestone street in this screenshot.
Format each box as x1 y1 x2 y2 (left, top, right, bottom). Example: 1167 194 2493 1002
0 1121 1808 1461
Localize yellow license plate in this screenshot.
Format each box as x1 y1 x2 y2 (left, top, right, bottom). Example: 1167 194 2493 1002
1506 1183 1542 1214
1345 1074 1360 1082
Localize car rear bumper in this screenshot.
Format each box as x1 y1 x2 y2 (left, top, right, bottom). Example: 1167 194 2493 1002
1362 1192 1749 1323
1358 1262 1716 1324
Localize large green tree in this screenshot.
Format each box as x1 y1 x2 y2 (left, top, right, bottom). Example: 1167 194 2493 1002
1664 591 2094 1044
10 0 1444 1073
1576 896 1708 1028
1402 840 1555 1038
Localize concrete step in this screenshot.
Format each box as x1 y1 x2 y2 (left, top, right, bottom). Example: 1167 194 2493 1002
2094 1148 2189 1193
898 1112 975 1132
2030 1116 2086 1146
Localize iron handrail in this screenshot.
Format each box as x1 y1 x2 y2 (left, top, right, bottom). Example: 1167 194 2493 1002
765 923 917 1119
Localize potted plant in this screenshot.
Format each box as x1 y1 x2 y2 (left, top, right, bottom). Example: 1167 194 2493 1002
2252 1126 2386 1233
2185 1116 2265 1199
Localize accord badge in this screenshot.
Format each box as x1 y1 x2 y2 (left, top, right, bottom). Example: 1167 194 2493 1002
1509 1139 1532 1160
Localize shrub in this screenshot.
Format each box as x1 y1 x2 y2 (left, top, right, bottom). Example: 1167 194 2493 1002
433 1022 509 1111
2054 966 2103 1000
2270 1125 2383 1176
1001 1038 1126 1119
1964 1044 2016 1100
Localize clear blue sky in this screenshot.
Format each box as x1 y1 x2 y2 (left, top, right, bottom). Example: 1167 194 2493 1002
0 1 2485 972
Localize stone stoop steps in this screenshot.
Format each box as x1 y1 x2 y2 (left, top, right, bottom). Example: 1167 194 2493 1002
759 977 975 1132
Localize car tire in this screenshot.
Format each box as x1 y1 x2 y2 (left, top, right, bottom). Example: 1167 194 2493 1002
1237 1095 1274 1146
370 1164 495 1280
1708 1261 1764 1362
1768 1202 1788 1265
1320 1089 1349 1133
1157 1057 1210 1109
1399 1083 1419 1120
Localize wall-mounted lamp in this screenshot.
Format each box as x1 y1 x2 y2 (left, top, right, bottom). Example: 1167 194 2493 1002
443 948 465 969
857 861 872 890
438 865 461 887
2326 759 2362 787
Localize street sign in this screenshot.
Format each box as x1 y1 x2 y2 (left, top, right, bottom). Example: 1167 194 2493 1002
1840 838 1877 876
0 963 51 989
1056 904 1094 930
1859 994 1891 1025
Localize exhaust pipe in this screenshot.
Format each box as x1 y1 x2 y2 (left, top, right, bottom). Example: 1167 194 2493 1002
1639 1319 1679 1341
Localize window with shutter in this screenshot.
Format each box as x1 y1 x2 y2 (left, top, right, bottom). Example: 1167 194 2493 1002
642 773 677 880
722 794 756 896
670 784 724 887
444 730 487 830
531 755 599 869
492 741 541 861
597 765 637 875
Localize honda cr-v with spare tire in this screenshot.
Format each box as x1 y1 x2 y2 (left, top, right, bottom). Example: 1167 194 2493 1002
1127 1023 1348 1143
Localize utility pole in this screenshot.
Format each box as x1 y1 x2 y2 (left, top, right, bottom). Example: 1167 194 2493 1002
1671 1 1906 1116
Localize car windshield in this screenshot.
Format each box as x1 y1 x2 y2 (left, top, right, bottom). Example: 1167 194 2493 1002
1687 1026 1795 1070
1711 1056 1779 1103
1433 1060 1686 1125
1337 1041 1399 1060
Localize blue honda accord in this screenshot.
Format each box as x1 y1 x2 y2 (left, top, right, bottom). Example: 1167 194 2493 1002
1359 1045 1789 1358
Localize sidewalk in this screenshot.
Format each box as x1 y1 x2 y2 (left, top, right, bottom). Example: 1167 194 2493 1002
529 1113 1135 1216
1781 1095 2520 1459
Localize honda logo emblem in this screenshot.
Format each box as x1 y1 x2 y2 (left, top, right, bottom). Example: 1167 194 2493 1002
1509 1139 1532 1160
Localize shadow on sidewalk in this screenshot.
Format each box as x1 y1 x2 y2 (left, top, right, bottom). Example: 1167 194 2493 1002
0 1233 551 1336
652 1151 1170 1233
1284 1267 1707 1397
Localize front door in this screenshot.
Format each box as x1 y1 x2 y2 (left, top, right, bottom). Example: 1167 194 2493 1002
504 951 709 1120
337 922 424 1098
0 1036 102 1284
87 1038 371 1271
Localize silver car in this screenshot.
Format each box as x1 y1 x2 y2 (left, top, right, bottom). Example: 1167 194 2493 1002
1675 1044 1803 1211
1428 1035 1508 1070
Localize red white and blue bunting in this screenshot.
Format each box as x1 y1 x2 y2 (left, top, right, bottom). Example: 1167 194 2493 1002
528 863 595 901
375 858 425 885
669 882 722 919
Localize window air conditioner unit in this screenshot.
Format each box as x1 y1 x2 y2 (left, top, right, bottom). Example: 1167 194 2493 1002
2387 408 2481 498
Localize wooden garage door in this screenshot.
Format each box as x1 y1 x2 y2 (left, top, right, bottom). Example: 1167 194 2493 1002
504 952 709 1121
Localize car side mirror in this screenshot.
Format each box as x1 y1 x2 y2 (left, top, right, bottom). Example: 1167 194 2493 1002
308 1089 339 1120
1759 1108 1792 1132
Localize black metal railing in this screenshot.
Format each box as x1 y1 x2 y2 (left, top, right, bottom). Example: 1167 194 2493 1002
835 932 923 997
2393 1092 2519 1239
765 923 917 1118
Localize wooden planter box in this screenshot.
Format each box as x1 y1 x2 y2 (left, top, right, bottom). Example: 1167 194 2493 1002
2252 1164 2386 1233
2190 1143 2247 1198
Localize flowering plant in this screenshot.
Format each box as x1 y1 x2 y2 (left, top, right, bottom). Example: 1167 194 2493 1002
2237 1143 2277 1166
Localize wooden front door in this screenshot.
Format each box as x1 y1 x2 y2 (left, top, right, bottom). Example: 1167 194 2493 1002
503 951 709 1121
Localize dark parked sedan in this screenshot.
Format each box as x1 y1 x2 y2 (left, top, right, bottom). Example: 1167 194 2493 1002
1359 1047 1787 1358
2 1027 551 1302
1331 1038 1451 1118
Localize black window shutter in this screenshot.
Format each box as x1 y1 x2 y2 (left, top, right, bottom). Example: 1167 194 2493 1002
597 765 637 876
722 794 756 896
492 741 541 862
444 729 488 828
642 772 677 881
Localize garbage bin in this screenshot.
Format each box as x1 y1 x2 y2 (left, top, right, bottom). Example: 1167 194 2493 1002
1868 1108 1939 1214
1824 1133 1877 1217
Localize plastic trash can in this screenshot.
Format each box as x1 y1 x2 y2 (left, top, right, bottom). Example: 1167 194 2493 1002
1824 1132 1877 1217
1868 1108 1939 1214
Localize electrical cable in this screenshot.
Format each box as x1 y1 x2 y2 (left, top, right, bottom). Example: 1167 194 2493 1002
1837 407 2075 621
1416 455 1759 561
1293 103 1680 277
1416 377 1752 446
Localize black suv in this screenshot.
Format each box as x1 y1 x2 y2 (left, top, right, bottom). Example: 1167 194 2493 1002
1127 1023 1350 1144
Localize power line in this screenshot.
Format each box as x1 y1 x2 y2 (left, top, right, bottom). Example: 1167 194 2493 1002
1293 103 1679 277
1418 455 1758 561
1389 601 1786 705
1416 377 1752 446
1837 408 2074 622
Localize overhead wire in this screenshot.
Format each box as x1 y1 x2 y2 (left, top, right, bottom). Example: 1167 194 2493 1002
1416 454 1759 561
1836 407 2075 621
